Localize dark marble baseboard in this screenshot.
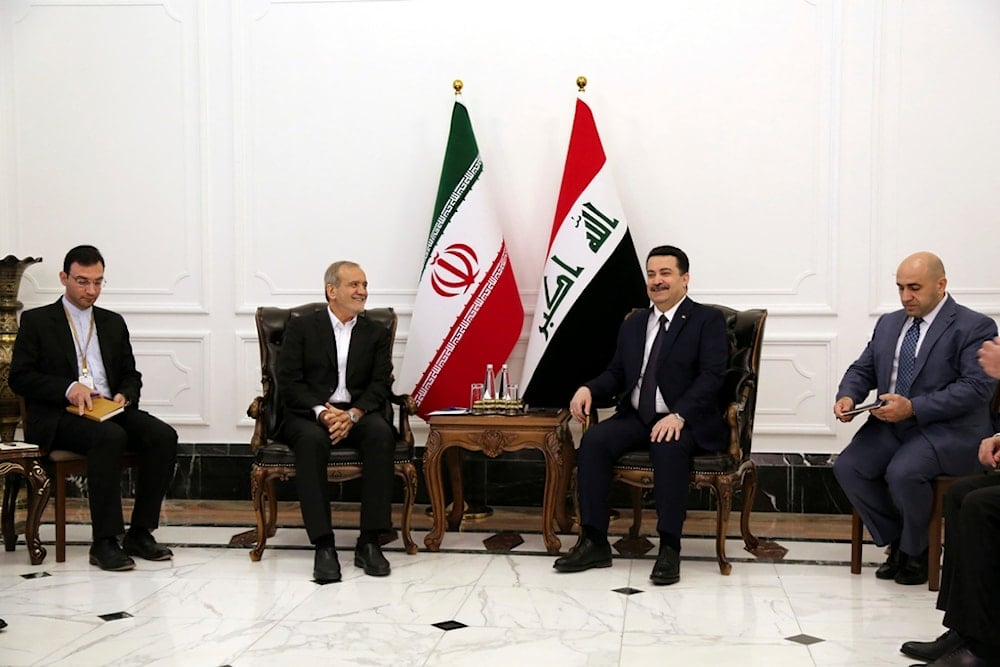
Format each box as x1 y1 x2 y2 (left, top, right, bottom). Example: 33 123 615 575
92 444 853 515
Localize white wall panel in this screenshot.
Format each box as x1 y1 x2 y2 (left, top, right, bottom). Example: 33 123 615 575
7 0 207 312
131 331 208 425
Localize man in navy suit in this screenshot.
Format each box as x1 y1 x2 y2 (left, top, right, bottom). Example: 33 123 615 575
834 252 997 586
276 260 396 583
554 245 728 585
10 245 177 571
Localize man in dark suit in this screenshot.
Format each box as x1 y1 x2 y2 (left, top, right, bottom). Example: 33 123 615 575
9 245 177 571
276 260 396 583
834 252 997 586
898 338 1000 666
554 245 728 585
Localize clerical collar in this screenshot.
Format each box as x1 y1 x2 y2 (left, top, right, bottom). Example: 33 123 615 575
62 295 92 318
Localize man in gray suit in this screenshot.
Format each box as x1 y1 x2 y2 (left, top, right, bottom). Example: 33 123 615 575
833 252 997 585
276 261 396 583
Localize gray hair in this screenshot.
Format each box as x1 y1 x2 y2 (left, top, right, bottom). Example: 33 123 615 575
324 260 360 288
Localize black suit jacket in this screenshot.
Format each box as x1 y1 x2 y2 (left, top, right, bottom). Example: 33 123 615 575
9 298 143 452
586 298 729 449
275 307 393 429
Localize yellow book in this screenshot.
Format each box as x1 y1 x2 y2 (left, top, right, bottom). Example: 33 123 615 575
66 396 125 422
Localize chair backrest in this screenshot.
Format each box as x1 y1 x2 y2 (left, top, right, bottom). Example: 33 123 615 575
253 303 398 445
705 304 767 462
620 304 767 461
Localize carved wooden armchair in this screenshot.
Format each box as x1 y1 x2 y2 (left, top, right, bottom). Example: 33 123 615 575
602 304 767 575
245 303 418 561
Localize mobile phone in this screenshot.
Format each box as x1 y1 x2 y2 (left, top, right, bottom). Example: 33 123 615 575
841 399 886 416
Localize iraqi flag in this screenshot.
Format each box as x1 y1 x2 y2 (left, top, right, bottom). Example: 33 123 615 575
399 99 523 419
521 98 647 408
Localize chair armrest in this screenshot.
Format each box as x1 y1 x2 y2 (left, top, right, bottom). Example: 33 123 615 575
387 392 417 447
725 374 756 461
247 396 266 452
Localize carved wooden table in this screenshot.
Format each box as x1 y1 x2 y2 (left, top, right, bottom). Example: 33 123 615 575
0 443 50 564
423 409 574 554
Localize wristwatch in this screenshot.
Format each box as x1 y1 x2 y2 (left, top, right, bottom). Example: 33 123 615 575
348 409 360 424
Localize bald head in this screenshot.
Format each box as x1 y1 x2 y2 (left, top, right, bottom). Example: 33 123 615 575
896 252 947 318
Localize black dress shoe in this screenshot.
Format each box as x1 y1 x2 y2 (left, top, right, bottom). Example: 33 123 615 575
354 542 390 577
875 543 901 580
313 545 342 583
925 646 991 666
553 537 612 573
122 530 173 561
650 543 681 585
0 617 7 630
89 538 136 571
895 549 928 586
902 630 966 662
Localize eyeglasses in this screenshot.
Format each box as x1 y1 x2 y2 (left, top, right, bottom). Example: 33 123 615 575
69 276 106 289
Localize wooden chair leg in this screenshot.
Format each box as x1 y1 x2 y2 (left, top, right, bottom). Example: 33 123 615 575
712 479 734 576
55 462 67 563
927 477 954 592
249 466 268 562
739 462 759 552
629 486 643 539
398 462 418 555
850 508 863 574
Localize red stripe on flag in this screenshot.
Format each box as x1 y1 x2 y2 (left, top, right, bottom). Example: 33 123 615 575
547 99 607 251
412 246 522 417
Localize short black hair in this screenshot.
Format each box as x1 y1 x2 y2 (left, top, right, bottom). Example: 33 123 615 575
647 245 689 274
63 245 105 274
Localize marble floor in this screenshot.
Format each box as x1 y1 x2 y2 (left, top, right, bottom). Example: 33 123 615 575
0 504 946 666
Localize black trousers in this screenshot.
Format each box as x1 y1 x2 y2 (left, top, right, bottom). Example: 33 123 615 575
281 412 395 544
938 472 1000 651
53 408 177 540
576 410 695 540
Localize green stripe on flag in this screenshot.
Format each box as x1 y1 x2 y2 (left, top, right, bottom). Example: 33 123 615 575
421 101 482 273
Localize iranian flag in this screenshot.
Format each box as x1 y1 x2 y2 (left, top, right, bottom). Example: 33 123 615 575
399 99 523 419
521 98 647 408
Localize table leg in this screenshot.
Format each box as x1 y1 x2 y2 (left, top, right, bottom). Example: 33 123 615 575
422 431 447 552
24 460 49 565
554 432 576 533
1 473 18 551
444 448 464 530
540 432 563 555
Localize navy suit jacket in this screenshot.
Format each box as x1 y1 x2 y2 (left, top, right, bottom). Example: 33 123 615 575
275 307 393 431
837 295 998 467
585 298 729 450
9 298 143 452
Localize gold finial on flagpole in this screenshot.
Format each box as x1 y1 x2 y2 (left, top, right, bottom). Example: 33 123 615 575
453 80 464 95
577 76 587 92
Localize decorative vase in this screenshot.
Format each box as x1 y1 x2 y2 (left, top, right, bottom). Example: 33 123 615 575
0 255 42 441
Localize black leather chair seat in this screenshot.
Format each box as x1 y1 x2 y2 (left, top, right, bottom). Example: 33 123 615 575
613 450 739 474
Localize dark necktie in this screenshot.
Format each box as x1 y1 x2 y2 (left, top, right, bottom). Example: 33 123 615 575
895 317 922 397
639 314 668 423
